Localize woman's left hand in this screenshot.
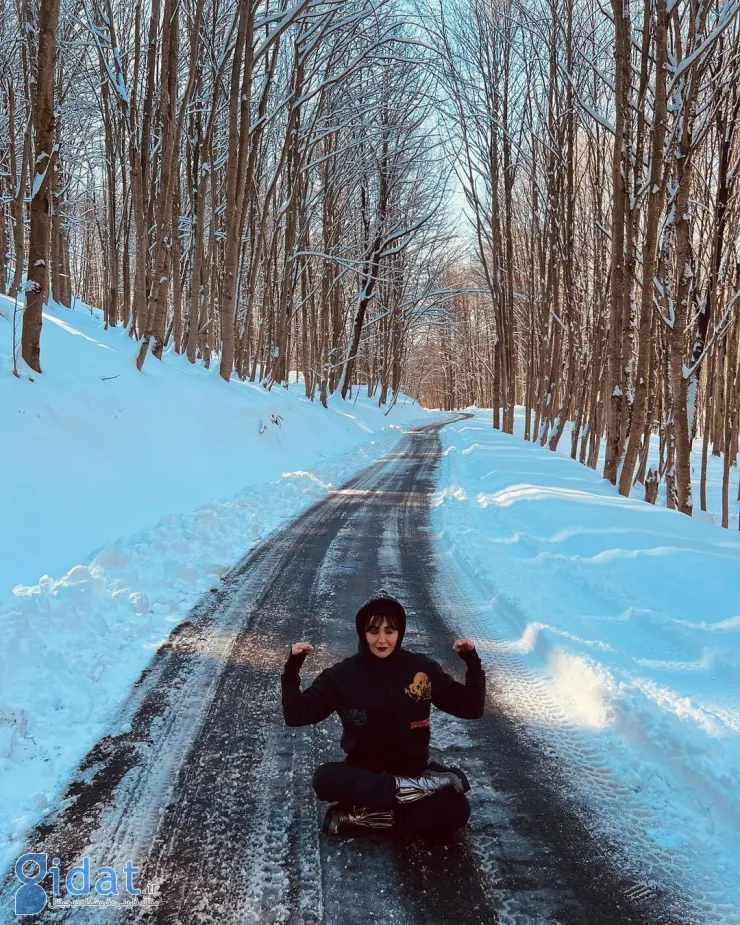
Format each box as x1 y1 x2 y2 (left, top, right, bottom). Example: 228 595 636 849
453 638 475 653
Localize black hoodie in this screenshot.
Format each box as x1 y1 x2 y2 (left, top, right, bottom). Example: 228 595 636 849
280 593 485 776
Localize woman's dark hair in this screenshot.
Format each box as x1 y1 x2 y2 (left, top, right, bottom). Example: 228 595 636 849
364 612 401 634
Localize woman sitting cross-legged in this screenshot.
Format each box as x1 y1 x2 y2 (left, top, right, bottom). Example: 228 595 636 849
280 590 486 837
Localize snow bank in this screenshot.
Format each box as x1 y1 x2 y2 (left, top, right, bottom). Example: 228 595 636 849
433 412 740 923
549 414 739 532
0 294 436 872
0 295 427 599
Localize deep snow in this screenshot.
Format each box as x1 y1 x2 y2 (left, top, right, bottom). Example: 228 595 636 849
0 294 437 873
433 412 740 924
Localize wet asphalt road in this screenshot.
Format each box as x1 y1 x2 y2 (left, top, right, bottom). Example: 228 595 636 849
0 417 691 924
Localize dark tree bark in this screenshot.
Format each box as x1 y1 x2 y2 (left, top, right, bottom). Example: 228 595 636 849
21 0 61 373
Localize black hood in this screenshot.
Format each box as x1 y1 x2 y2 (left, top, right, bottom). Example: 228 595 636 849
355 590 406 662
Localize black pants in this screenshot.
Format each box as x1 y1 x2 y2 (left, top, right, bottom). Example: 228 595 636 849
313 760 471 835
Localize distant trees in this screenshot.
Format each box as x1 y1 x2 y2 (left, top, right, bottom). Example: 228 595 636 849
418 0 740 527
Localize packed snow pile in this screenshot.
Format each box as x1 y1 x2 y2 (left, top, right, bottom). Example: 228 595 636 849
433 412 740 923
0 294 436 872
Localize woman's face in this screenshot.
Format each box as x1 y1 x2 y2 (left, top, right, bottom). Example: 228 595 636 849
365 617 399 658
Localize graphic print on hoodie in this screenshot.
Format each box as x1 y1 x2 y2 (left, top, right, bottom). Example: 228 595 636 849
281 593 486 776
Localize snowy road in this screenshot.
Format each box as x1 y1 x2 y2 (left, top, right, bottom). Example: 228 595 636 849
1 418 690 924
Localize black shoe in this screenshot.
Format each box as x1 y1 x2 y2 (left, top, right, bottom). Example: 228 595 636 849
322 803 395 836
394 767 469 805
426 761 471 793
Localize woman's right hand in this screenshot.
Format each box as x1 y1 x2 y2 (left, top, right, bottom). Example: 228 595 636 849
291 641 313 657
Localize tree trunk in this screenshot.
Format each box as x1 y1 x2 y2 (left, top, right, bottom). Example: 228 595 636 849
604 0 630 483
21 0 61 373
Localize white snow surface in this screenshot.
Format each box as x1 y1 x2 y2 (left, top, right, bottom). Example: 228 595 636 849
0 294 437 872
433 412 740 923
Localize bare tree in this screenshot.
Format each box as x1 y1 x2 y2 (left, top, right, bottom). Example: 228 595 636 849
21 0 61 372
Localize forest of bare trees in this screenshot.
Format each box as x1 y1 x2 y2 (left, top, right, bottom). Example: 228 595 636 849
1 0 739 525
418 0 740 526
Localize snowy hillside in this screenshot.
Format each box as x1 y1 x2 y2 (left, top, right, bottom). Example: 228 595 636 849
0 295 437 872
433 413 740 922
